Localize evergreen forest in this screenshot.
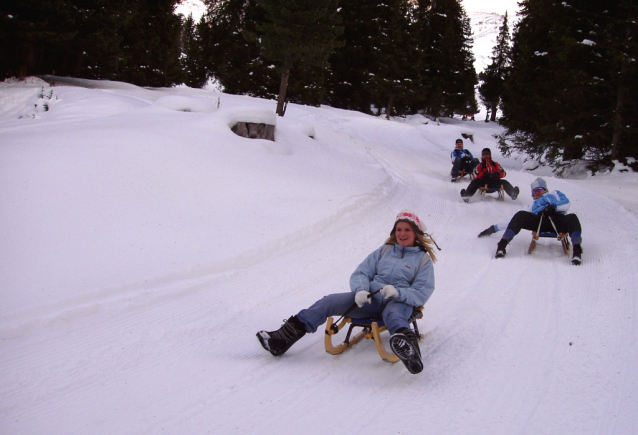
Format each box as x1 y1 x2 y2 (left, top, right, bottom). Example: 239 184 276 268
1 0 636 171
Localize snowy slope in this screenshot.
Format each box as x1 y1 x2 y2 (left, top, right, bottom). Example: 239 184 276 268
175 0 206 22
470 12 505 73
0 77 637 435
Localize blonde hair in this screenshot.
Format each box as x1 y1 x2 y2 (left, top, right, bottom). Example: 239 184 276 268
385 221 438 263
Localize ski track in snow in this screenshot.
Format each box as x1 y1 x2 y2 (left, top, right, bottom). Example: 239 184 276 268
1 82 637 435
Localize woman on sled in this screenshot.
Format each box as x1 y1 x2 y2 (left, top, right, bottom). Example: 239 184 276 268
257 210 438 374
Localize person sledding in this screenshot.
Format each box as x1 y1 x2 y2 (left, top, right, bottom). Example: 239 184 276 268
257 210 439 374
477 177 583 265
460 148 519 202
450 138 479 182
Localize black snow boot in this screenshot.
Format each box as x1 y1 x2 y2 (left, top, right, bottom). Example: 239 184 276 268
460 189 469 203
257 316 307 356
478 225 497 238
389 328 423 374
511 186 520 200
572 244 583 265
495 239 508 258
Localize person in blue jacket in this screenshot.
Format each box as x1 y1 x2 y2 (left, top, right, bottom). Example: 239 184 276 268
450 138 479 182
257 210 438 374
477 178 583 265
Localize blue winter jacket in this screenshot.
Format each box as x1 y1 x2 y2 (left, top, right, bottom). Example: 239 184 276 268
451 148 473 163
493 190 572 231
349 244 435 307
529 190 570 215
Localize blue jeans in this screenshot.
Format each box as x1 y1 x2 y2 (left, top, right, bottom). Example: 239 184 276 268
296 292 415 334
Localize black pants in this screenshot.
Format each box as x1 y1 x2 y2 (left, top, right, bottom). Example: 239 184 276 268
504 211 582 244
465 178 516 198
451 157 479 177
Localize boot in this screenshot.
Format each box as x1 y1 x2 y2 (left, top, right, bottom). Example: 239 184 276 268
257 316 307 356
478 225 497 238
389 328 423 374
495 239 508 258
460 189 469 203
511 186 520 200
572 244 583 265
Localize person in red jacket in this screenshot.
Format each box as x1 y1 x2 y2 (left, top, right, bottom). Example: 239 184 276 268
460 148 519 202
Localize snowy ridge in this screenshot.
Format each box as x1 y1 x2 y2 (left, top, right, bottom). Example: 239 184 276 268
175 0 206 22
1 78 637 434
469 12 505 73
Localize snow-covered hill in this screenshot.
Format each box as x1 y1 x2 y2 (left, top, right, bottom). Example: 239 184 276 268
175 0 206 22
1 76 636 435
470 12 505 73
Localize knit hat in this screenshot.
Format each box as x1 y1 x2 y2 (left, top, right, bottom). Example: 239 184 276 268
481 147 491 156
531 177 547 191
393 209 426 235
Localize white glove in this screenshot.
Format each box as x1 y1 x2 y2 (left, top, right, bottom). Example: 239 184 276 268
380 285 398 299
355 290 371 307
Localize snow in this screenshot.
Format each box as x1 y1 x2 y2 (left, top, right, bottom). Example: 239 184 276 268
175 0 206 22
463 0 520 15
1 77 637 435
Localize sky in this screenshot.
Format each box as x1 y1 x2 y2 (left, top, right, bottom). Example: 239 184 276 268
1 76 637 435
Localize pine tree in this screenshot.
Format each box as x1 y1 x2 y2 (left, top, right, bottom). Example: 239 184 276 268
607 0 638 163
414 0 478 117
478 11 510 122
2 0 184 86
200 0 278 98
364 0 418 118
118 0 184 87
252 0 343 116
324 0 382 113
70 0 130 80
1 0 80 78
181 14 209 88
499 0 638 172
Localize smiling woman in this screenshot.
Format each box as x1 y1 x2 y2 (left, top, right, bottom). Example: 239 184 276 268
394 221 416 247
257 210 439 375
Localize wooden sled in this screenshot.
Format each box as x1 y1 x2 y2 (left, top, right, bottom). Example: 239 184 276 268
451 169 468 183
528 213 571 255
528 231 571 255
324 306 424 363
480 183 505 200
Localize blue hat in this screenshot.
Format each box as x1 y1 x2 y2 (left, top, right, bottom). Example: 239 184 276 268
531 178 547 191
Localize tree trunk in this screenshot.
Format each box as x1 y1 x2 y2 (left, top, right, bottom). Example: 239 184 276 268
386 94 394 120
276 58 292 117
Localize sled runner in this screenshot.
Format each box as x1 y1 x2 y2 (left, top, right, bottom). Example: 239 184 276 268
324 306 424 363
451 169 468 183
480 183 505 200
528 213 571 255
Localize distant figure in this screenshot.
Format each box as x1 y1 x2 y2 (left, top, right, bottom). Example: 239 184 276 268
450 138 479 182
460 148 519 202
